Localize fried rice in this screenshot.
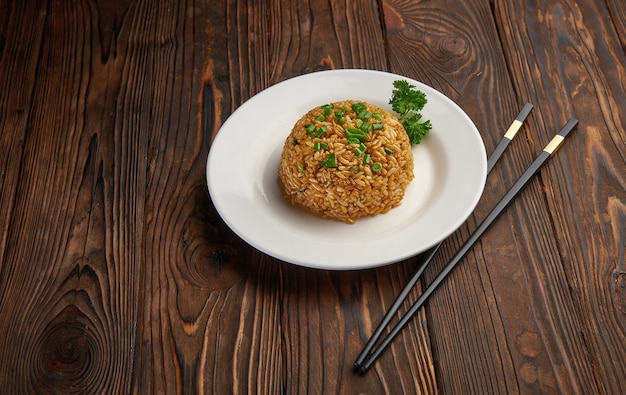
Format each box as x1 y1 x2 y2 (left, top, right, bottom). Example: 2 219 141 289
278 100 414 224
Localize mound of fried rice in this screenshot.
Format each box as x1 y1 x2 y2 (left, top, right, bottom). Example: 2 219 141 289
278 100 414 224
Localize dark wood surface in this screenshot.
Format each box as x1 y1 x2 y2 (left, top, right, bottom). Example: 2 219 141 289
1 0 624 393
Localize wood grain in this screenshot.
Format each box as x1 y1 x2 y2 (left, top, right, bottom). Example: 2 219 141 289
382 0 538 392
493 0 626 393
0 1 46 278
0 0 624 393
1 0 142 392
217 0 437 393
381 0 626 393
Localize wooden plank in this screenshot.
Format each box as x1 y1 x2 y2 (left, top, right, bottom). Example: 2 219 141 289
0 3 51 391
606 0 626 51
0 1 47 275
380 0 540 392
0 0 143 393
214 0 438 393
1 0 622 393
382 0 626 393
132 0 231 392
494 0 626 393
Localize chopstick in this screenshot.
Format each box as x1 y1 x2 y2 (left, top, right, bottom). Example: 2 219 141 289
487 103 535 173
356 117 579 373
353 103 533 371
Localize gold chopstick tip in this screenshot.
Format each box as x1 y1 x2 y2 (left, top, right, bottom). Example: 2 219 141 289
543 134 565 154
504 120 523 139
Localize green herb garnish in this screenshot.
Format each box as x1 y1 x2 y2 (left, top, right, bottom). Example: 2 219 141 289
358 110 372 121
355 143 367 157
389 80 432 144
319 153 338 168
314 126 327 137
346 127 367 143
321 104 333 117
314 142 329 151
351 102 367 114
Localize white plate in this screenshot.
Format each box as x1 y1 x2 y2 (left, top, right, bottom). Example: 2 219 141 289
207 69 486 270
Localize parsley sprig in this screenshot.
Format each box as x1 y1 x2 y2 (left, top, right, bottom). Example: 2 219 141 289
389 80 432 144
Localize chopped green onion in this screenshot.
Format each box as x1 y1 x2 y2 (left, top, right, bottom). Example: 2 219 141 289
384 147 394 155
373 112 382 119
314 114 325 122
292 138 299 145
358 110 372 121
334 107 347 124
359 122 372 132
346 127 367 142
372 122 384 130
349 165 360 173
297 164 305 173
355 143 367 157
321 104 333 116
351 102 367 114
363 153 371 164
318 153 338 168
355 118 363 127
314 126 327 137
372 162 383 172
347 137 361 145
324 153 338 167
314 141 329 151
306 124 315 134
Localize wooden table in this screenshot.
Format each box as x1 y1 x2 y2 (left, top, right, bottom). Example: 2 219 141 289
1 0 624 393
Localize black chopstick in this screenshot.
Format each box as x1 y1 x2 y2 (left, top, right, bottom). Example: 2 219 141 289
353 103 533 371
356 118 578 373
487 103 534 173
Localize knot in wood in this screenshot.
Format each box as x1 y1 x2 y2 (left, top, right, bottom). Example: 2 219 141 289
185 242 245 291
441 37 468 55
34 306 97 391
42 324 91 373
